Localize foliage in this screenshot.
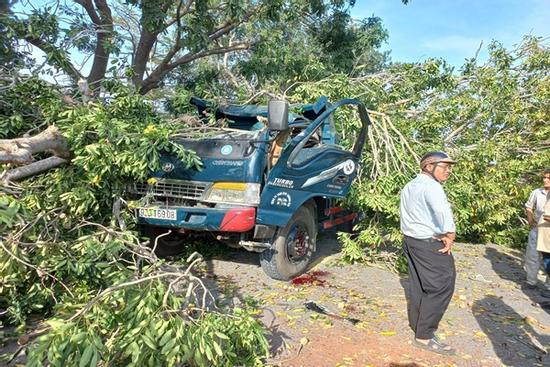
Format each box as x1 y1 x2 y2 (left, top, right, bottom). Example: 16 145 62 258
0 74 63 139
287 37 549 256
22 88 200 221
0 81 268 365
167 4 391 102
1 1 398 361
310 11 389 75
2 2 549 362
26 272 268 367
0 1 27 68
4 0 390 96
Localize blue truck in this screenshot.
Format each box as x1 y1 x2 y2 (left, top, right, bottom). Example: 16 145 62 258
130 96 371 280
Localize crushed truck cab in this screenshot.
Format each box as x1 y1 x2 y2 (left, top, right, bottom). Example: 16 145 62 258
129 96 371 280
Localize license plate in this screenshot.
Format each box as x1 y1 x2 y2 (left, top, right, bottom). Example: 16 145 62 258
138 208 177 220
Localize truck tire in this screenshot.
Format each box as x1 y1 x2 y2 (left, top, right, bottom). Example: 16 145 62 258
146 228 187 257
260 206 317 280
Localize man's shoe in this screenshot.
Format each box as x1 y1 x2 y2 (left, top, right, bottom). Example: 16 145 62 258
413 337 455 356
541 289 550 298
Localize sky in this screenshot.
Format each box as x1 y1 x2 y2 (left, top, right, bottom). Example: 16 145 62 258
352 0 550 68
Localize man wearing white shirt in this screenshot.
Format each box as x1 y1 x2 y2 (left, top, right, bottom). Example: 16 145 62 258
524 169 550 294
400 151 457 355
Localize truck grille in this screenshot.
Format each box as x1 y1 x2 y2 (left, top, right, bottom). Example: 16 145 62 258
131 179 208 200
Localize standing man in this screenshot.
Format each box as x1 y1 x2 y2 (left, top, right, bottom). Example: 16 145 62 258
525 169 550 294
400 151 457 355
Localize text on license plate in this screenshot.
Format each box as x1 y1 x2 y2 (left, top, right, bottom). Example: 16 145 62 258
139 208 177 220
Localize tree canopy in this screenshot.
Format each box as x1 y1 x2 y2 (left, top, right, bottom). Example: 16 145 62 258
2 0 389 97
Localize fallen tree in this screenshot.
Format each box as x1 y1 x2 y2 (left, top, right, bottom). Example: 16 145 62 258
0 125 70 165
0 125 71 183
0 85 268 365
1 35 548 365
1 156 69 183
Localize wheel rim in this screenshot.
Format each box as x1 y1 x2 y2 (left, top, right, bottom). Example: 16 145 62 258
286 223 310 263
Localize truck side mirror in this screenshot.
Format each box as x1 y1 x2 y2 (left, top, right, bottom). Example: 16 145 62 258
268 100 289 131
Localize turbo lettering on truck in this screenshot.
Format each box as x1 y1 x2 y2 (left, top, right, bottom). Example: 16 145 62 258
269 178 295 189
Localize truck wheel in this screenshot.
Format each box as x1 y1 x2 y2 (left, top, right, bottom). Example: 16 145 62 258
147 228 187 257
260 206 317 280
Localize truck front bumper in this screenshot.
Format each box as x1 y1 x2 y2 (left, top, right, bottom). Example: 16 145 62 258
136 206 256 232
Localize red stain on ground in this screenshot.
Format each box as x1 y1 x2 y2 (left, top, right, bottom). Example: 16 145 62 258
290 271 331 286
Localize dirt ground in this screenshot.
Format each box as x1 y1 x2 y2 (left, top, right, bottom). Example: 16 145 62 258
205 235 550 367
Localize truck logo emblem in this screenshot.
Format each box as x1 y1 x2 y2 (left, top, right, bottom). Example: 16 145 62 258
271 192 292 207
162 162 175 172
343 160 355 175
220 145 233 155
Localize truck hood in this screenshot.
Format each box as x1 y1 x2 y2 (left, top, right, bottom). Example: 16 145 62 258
152 131 266 183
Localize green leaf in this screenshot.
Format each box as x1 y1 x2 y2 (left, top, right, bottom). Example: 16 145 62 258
79 345 94 367
89 350 99 367
160 338 176 355
214 331 229 340
205 344 213 361
159 329 173 346
142 334 156 350
213 340 223 356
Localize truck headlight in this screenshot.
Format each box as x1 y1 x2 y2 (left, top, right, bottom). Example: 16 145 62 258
205 182 260 206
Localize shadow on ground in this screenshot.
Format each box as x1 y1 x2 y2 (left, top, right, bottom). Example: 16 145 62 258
473 295 550 366
485 246 550 315
481 246 550 366
203 232 342 278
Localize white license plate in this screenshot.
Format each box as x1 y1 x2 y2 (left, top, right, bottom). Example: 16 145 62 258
138 208 177 220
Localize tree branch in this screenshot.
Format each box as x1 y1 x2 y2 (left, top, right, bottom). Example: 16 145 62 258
132 1 189 88
73 0 114 93
208 21 239 42
0 237 75 297
24 36 83 82
139 43 249 94
164 0 194 28
174 42 250 69
2 156 69 183
135 2 258 94
132 29 158 87
0 125 70 165
74 0 101 25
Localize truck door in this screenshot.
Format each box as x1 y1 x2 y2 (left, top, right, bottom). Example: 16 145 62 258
257 99 371 228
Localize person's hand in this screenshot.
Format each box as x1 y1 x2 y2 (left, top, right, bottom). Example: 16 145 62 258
544 215 550 223
529 220 538 228
433 234 454 255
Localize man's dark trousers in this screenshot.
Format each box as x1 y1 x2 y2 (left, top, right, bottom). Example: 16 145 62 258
403 235 456 339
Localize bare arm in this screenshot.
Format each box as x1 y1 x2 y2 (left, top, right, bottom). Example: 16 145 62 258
526 208 536 228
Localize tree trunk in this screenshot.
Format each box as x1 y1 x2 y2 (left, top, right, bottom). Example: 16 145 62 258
131 29 158 89
75 0 114 94
0 125 70 165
